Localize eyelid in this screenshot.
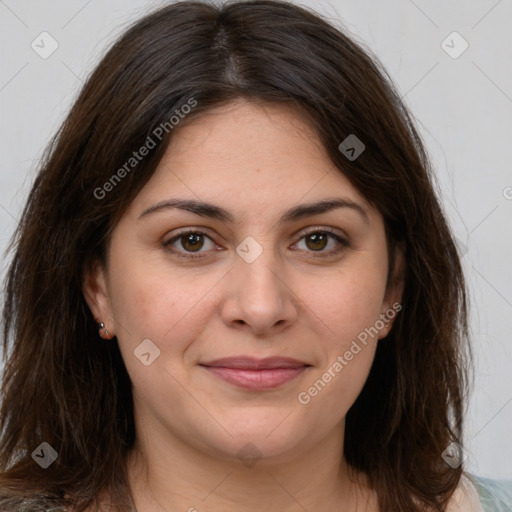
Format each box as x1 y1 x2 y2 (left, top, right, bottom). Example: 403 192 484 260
290 226 349 255
297 225 345 238
163 225 350 259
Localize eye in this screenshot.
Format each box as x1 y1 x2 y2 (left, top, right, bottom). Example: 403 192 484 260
163 229 217 259
292 228 349 257
163 227 350 260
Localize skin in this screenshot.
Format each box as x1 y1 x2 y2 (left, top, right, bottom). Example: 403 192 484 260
83 99 406 512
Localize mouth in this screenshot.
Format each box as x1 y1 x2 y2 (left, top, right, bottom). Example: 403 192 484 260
199 356 312 390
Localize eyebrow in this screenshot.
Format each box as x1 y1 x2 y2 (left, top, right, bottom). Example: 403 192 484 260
138 197 370 225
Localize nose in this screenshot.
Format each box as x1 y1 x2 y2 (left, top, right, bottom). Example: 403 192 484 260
220 246 299 337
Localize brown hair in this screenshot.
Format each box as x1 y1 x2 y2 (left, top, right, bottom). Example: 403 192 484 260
0 1 472 510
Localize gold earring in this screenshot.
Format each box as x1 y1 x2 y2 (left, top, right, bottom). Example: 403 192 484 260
99 322 113 339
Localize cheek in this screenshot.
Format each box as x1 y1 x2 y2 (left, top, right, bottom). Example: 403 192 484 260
296 269 384 403
300 279 381 413
306 265 387 344
303 265 387 410
108 257 218 355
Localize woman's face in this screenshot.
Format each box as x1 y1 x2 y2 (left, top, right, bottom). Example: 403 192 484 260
84 99 403 463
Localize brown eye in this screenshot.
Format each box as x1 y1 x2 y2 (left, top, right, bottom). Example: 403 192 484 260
294 229 349 257
163 230 216 259
163 228 349 261
180 232 205 252
304 232 329 251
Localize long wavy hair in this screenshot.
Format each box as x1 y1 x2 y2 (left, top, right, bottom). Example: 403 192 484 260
0 1 472 510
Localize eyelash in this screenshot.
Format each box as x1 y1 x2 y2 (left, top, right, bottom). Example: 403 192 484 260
163 227 350 260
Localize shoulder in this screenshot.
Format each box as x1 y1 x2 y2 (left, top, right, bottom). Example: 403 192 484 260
464 473 512 512
443 473 486 512
443 472 512 512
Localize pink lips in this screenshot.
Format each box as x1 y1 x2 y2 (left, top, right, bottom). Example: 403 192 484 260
199 357 311 390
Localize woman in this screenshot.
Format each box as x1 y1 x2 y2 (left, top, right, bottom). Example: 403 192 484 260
0 1 510 511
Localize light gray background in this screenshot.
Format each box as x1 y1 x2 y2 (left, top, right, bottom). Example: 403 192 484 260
0 0 511 479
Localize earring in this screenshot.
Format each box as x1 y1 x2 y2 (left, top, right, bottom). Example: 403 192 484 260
98 322 113 339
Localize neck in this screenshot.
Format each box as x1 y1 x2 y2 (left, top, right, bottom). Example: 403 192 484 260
125 421 375 512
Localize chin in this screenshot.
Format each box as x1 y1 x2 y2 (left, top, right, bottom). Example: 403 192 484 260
206 418 310 464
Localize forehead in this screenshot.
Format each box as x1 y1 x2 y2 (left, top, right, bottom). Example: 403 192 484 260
127 99 375 223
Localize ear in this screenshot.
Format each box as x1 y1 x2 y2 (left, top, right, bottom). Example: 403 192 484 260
378 241 405 340
82 259 115 337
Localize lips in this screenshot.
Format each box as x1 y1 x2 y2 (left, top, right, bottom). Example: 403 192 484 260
200 356 309 370
199 356 311 390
